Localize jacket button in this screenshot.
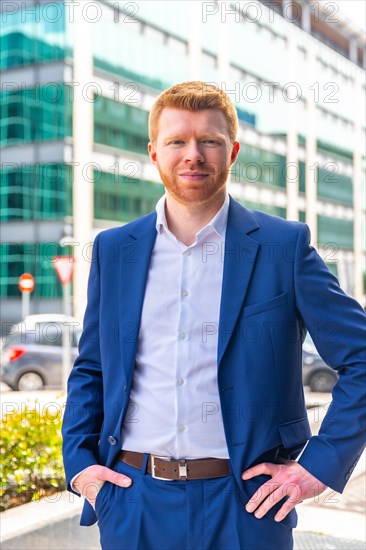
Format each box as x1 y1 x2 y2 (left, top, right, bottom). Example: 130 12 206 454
107 436 117 445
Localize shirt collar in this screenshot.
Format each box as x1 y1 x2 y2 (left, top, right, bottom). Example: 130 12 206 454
155 192 230 239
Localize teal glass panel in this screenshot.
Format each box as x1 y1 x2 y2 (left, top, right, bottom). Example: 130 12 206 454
0 85 72 146
0 242 73 298
299 161 305 193
104 1 189 40
0 1 68 70
0 164 72 220
325 262 339 278
318 167 353 205
94 170 164 222
93 16 189 90
318 215 353 249
317 140 353 162
237 199 286 219
94 98 149 154
232 146 286 188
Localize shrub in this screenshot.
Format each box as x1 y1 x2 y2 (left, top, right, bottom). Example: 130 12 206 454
0 401 66 511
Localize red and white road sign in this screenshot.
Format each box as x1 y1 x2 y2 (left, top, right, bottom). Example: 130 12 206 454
18 273 35 293
52 256 74 285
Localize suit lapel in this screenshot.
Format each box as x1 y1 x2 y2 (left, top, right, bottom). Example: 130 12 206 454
217 197 260 367
117 197 260 379
118 212 157 383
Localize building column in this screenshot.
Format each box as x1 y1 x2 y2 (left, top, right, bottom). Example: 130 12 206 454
188 1 201 79
352 70 365 305
301 2 311 34
349 38 358 65
285 22 299 220
305 41 317 239
217 0 230 84
71 1 94 321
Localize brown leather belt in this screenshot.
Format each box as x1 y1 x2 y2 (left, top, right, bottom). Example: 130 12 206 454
118 450 230 480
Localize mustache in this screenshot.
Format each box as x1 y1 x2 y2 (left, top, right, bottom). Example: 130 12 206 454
177 167 215 174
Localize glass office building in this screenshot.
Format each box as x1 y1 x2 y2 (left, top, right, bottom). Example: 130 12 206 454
1 0 365 325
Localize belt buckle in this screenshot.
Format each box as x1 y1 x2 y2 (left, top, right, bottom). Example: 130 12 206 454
151 455 174 481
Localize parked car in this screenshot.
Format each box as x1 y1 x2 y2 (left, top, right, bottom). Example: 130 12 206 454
1 317 337 393
302 333 338 392
1 314 82 390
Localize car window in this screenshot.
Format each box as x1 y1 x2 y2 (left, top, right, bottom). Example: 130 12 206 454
3 321 82 348
38 323 82 347
3 332 37 346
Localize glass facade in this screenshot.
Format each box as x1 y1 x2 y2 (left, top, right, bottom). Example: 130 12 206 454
0 242 73 298
93 13 189 91
94 97 149 154
1 0 362 309
0 163 72 221
318 167 353 205
94 171 164 222
0 1 69 70
318 216 354 249
326 262 339 278
0 85 72 146
238 200 286 219
232 146 287 189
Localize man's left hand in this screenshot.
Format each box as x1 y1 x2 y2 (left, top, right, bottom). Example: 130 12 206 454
242 459 327 522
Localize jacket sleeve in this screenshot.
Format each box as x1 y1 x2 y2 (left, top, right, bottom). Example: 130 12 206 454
62 232 104 494
294 223 366 493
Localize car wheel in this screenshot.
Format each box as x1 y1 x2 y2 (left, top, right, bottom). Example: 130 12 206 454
17 372 44 391
309 370 337 393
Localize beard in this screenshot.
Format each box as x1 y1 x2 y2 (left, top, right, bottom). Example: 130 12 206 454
155 161 231 205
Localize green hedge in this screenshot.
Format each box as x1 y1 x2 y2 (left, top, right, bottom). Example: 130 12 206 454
0 402 65 511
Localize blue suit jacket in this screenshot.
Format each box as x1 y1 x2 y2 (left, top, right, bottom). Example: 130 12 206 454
62 196 366 527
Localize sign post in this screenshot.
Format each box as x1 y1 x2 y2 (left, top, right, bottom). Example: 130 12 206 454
52 256 74 392
18 273 35 319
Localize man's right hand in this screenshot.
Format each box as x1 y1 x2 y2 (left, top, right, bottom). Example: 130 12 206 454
73 464 133 509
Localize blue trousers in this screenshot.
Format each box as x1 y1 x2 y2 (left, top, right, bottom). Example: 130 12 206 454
94 455 296 550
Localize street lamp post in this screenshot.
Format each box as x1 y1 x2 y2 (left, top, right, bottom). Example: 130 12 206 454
18 273 35 318
52 250 75 392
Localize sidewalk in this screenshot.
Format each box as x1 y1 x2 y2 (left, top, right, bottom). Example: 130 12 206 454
1 491 365 550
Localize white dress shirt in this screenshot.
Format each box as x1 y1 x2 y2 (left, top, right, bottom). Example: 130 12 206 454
71 193 230 490
121 193 230 459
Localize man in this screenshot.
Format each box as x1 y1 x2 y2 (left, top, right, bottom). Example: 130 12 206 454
62 81 366 550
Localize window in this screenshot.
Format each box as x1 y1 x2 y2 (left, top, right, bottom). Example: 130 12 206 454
232 145 286 189
318 216 353 250
317 167 353 206
94 170 164 222
94 98 149 154
0 85 72 146
0 242 73 298
0 164 72 220
0 2 67 70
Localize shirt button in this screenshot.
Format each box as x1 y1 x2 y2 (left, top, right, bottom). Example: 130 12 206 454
181 290 189 297
177 378 184 385
179 332 187 340
178 425 185 432
183 249 191 256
